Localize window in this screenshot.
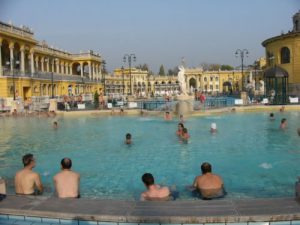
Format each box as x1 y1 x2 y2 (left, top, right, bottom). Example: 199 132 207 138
210 85 213 90
280 47 290 64
215 77 218 81
210 77 213 81
204 77 207 82
216 85 219 89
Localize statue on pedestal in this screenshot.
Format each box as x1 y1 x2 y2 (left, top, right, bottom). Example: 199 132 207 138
177 65 187 96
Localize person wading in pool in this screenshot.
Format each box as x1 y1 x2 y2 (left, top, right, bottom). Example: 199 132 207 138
176 123 184 136
192 162 225 200
140 173 170 201
15 154 44 195
53 158 80 198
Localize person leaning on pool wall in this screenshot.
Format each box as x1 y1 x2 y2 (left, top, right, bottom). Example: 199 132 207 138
192 162 226 200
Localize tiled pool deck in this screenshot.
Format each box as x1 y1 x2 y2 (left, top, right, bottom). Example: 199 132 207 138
1 196 300 225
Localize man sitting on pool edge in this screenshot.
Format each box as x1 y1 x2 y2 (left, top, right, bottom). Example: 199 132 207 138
192 162 225 200
140 173 171 201
53 158 80 198
15 154 44 195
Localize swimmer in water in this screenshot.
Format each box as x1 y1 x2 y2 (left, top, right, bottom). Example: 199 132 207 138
164 111 172 121
125 133 132 145
176 123 184 136
210 123 217 134
280 118 287 129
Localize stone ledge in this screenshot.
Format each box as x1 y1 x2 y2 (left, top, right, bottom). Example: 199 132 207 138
0 196 300 224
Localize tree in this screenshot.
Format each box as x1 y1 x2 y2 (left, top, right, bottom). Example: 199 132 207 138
168 69 174 76
220 64 234 71
136 63 149 71
159 65 165 76
102 60 107 74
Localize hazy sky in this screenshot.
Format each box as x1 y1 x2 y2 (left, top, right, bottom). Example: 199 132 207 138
0 0 299 73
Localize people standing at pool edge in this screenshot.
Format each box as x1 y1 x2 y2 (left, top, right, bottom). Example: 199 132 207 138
53 158 80 198
280 118 288 129
15 154 43 195
192 162 225 200
140 173 170 201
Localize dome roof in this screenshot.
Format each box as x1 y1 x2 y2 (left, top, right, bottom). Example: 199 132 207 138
264 66 289 78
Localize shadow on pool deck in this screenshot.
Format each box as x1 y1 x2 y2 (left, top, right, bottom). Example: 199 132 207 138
1 195 300 223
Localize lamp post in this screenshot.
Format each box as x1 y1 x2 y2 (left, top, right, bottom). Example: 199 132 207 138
123 54 136 95
235 49 249 91
6 59 20 100
121 66 125 95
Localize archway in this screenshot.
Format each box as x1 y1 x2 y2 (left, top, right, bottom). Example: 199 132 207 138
189 77 196 92
83 62 89 77
72 62 81 75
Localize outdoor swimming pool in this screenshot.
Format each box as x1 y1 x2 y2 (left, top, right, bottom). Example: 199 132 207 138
0 111 299 200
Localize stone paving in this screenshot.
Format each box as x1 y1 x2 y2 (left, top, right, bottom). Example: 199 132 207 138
0 196 300 224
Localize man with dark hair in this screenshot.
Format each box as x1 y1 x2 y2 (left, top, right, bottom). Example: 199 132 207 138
193 162 224 199
53 158 80 198
280 118 287 129
140 173 170 201
15 154 43 195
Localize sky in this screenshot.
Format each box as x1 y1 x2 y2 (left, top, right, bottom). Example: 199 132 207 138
0 0 299 73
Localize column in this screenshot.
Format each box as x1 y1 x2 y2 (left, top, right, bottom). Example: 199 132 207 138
61 62 64 74
41 57 44 72
46 58 50 72
56 59 60 74
92 63 96 80
30 49 35 76
80 62 83 77
65 63 68 75
99 65 102 80
69 64 72 75
95 66 98 81
88 61 92 80
51 60 55 73
35 57 39 72
20 45 25 74
0 40 2 76
9 42 14 72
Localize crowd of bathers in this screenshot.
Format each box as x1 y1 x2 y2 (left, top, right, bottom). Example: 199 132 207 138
4 107 300 201
12 153 224 200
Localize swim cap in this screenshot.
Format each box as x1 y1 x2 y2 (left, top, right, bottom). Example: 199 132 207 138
211 123 217 130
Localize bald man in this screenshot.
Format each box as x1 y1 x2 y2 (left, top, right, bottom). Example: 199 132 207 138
53 158 80 198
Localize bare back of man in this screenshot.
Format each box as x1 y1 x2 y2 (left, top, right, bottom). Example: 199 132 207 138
193 173 223 198
54 170 80 198
15 169 43 195
141 184 170 201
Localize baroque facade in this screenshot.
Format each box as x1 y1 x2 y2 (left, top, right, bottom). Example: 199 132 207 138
0 21 103 99
262 10 300 96
105 67 264 97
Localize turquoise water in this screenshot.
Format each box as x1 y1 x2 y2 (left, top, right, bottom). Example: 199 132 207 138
0 111 300 200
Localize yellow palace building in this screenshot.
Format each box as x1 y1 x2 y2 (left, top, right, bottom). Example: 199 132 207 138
262 10 300 99
0 21 103 100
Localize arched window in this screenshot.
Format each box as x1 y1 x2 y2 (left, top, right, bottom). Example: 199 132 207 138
281 47 290 64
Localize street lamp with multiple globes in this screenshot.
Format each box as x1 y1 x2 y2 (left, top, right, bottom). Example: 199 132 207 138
123 54 136 95
6 59 20 100
235 49 249 90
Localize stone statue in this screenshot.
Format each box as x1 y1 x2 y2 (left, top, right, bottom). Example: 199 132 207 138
259 79 265 94
178 65 187 96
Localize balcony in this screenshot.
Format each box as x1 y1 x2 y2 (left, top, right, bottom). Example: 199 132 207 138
0 21 34 39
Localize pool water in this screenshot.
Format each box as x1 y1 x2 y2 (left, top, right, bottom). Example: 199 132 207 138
0 111 300 200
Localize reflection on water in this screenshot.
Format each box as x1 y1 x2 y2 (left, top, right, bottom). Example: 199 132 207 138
0 112 300 200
